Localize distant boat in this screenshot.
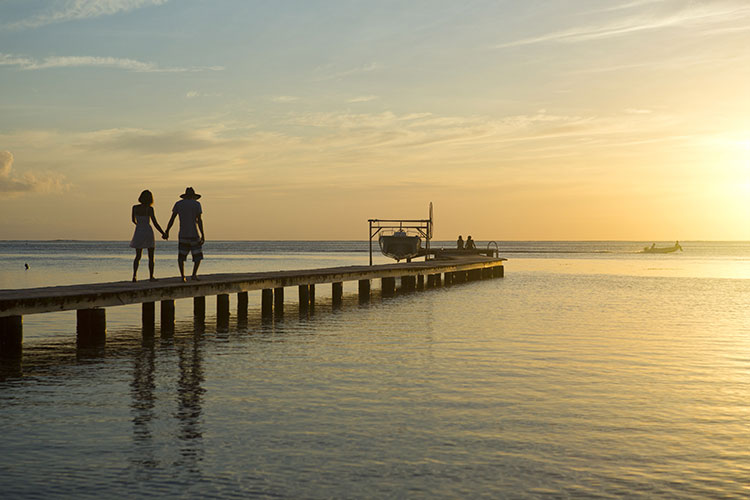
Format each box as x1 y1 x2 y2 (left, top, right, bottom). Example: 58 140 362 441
642 242 683 254
379 230 422 262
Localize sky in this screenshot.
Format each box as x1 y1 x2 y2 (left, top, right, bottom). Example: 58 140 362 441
1 0 748 241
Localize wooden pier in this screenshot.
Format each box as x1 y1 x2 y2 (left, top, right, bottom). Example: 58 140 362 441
0 257 505 356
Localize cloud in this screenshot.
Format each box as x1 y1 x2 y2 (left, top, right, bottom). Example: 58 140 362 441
313 62 381 81
5 0 170 30
625 108 653 115
0 151 69 195
80 128 246 155
271 96 300 103
347 95 378 103
0 52 224 73
494 3 750 48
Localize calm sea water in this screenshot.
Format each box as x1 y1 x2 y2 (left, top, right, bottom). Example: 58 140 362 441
1 240 749 498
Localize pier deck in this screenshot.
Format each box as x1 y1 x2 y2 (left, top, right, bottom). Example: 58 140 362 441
0 257 505 355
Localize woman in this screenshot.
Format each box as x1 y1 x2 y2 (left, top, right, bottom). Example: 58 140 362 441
130 190 164 282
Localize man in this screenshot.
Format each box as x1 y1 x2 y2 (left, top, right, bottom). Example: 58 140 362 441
163 187 205 282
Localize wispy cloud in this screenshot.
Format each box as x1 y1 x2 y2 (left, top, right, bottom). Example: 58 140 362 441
495 3 750 48
0 151 69 195
5 0 170 30
313 62 381 81
347 95 378 103
271 96 300 103
0 52 223 72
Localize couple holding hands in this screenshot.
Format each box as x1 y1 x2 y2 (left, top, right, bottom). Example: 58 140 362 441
130 187 205 283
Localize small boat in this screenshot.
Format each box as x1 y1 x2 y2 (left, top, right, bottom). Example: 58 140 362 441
642 242 683 254
379 230 422 262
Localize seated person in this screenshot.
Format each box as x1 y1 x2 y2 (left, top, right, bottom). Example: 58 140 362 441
465 235 476 250
457 235 464 249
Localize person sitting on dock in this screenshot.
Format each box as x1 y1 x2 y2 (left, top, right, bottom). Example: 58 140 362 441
163 187 205 282
465 235 476 250
457 235 464 250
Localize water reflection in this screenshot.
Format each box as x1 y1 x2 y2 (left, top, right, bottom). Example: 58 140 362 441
129 328 206 477
130 340 157 473
174 334 205 472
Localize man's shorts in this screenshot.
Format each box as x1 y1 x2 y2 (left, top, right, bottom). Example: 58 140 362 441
178 238 203 261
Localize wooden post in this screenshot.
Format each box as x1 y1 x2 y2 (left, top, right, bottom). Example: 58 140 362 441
217 294 230 330
358 279 370 303
194 296 206 318
298 285 310 315
161 300 175 335
274 287 284 319
401 276 416 292
237 291 248 326
142 302 155 337
498 265 504 278
417 274 425 290
261 289 273 320
309 284 315 314
77 308 106 347
382 277 396 297
0 315 23 357
434 273 442 287
332 282 343 309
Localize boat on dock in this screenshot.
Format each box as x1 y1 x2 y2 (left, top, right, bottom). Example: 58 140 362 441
641 242 683 254
379 230 422 262
369 203 433 264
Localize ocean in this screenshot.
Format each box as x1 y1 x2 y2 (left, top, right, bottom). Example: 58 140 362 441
1 240 749 498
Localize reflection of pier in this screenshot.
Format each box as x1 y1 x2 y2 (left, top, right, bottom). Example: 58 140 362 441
0 258 505 356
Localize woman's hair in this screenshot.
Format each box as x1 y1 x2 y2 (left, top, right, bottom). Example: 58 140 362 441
138 190 154 205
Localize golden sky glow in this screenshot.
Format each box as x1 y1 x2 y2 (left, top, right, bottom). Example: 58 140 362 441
1 1 748 240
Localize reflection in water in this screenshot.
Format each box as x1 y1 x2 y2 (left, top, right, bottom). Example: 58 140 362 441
174 334 205 473
130 341 157 474
130 332 206 477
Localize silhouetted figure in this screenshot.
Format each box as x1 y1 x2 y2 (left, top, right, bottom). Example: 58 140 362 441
163 187 205 282
465 236 476 250
650 243 656 249
130 190 164 282
24 263 29 270
457 235 464 250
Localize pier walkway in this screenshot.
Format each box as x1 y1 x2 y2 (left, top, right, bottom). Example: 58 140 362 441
0 257 505 356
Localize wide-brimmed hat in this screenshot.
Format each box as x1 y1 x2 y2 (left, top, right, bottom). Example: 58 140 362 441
180 187 201 199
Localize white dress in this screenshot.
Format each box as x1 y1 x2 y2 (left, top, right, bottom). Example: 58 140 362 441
130 215 155 249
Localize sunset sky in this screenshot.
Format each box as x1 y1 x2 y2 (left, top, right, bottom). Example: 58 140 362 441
1 0 748 240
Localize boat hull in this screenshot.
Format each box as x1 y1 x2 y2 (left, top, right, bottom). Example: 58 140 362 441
642 245 682 254
379 235 421 261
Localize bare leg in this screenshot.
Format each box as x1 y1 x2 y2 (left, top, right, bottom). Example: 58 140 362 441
178 257 186 282
191 259 201 280
133 248 143 282
147 247 156 281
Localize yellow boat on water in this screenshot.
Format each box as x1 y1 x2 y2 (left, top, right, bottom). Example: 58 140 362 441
642 241 683 254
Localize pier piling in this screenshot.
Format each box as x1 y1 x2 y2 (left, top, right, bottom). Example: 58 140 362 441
217 294 230 330
237 291 248 325
332 282 343 309
359 279 370 303
274 287 284 319
299 285 310 315
382 277 396 297
161 300 175 335
0 315 22 357
142 302 155 336
261 289 273 320
76 308 106 347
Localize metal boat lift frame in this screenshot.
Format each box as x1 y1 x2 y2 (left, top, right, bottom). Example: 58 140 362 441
368 204 433 266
